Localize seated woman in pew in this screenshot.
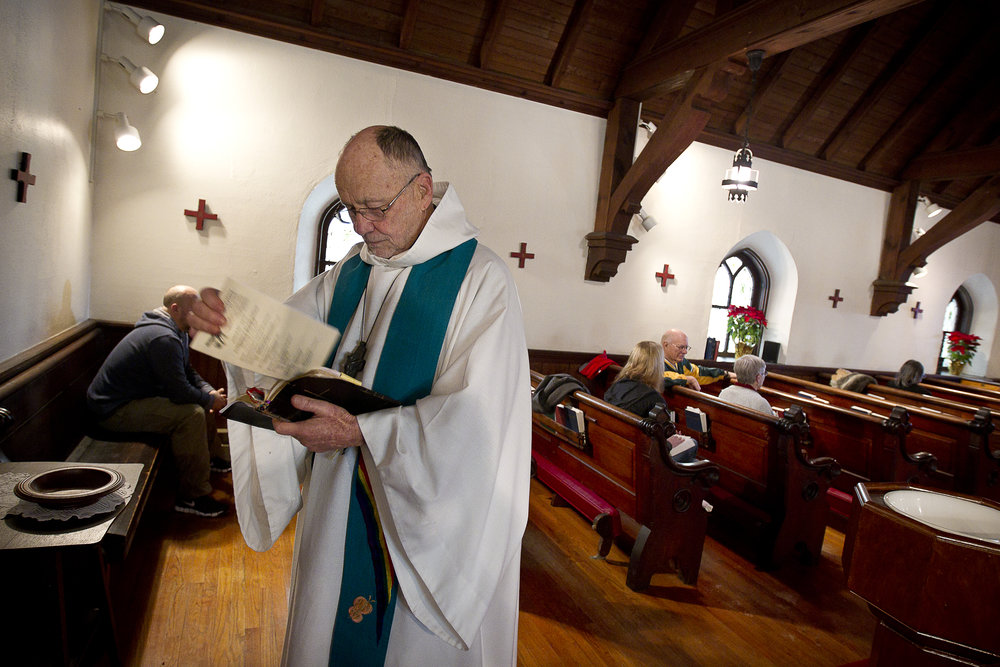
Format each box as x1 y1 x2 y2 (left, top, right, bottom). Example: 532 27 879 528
718 354 774 415
887 359 930 395
604 341 698 462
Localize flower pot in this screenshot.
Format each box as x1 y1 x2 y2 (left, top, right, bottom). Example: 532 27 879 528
949 361 966 376
735 342 755 359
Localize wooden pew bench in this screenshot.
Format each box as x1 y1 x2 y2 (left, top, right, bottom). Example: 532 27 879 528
664 387 840 569
0 320 165 663
758 387 938 526
530 370 719 589
766 372 998 501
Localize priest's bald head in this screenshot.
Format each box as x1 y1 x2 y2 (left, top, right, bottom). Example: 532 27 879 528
335 126 436 258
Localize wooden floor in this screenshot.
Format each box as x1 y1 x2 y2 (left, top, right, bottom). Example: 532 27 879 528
107 473 875 666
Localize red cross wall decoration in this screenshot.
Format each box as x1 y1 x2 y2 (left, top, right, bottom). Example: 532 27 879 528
10 152 36 203
510 242 534 268
655 264 675 287
828 289 844 308
184 199 219 231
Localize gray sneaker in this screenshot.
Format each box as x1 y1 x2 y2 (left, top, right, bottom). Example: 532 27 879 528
174 495 227 518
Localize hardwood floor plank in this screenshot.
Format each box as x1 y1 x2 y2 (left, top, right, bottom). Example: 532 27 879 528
112 473 873 666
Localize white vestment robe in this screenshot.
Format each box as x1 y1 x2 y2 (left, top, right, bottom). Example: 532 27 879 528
226 183 531 666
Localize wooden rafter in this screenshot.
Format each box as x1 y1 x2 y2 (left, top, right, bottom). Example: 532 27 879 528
398 0 421 50
780 23 876 149
633 0 698 59
902 146 1000 182
859 28 991 173
819 3 945 160
479 0 512 71
733 51 791 140
615 0 924 102
546 0 596 89
871 176 1000 315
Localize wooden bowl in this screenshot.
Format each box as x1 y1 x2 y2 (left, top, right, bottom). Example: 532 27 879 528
14 466 124 509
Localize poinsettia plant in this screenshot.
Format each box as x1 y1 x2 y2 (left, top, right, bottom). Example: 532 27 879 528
946 331 981 365
727 305 768 347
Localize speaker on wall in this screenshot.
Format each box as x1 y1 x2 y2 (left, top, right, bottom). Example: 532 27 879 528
762 341 780 363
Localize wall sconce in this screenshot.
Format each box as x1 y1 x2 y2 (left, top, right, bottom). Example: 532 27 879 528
722 50 764 202
102 54 158 93
919 196 943 218
636 207 657 231
106 3 165 44
100 111 142 151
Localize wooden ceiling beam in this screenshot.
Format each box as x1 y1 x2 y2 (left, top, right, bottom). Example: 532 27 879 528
633 0 698 59
308 0 323 27
820 3 945 160
902 146 1000 182
398 0 421 50
129 0 613 117
871 175 1000 315
546 0 596 89
479 0 513 71
780 23 876 150
859 29 989 173
586 64 731 281
614 0 924 102
734 51 792 140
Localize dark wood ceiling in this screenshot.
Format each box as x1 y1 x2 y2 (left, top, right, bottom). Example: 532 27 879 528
129 0 1000 211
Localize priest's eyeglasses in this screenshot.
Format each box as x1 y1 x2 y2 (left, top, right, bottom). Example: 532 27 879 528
336 173 420 224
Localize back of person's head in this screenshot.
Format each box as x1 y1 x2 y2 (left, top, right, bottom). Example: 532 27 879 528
734 354 766 385
163 285 197 309
616 341 665 391
897 359 925 388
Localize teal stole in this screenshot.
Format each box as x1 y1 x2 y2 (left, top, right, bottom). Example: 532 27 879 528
324 239 476 666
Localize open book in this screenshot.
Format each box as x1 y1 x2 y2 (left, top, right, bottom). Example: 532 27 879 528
221 368 400 429
191 278 400 429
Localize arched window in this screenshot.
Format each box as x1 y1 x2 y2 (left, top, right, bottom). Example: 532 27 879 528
938 286 973 372
314 199 362 276
707 249 770 357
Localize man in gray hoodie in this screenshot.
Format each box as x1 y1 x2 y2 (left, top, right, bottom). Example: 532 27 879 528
87 285 228 517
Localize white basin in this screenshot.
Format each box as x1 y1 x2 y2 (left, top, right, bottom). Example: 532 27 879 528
884 489 1000 544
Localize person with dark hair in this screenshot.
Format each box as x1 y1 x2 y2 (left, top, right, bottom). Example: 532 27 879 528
86 285 229 517
189 126 530 665
718 354 773 415
888 359 930 394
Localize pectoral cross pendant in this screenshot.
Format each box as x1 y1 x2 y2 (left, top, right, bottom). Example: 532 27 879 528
342 339 367 379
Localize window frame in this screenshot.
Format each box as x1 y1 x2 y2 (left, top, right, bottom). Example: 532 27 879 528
709 249 770 358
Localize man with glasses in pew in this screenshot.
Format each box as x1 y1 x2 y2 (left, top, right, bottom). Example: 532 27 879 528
661 328 735 391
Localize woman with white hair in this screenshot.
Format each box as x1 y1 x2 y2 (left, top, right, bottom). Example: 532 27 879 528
718 354 773 415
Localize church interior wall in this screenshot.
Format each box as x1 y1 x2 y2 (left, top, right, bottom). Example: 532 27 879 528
3 2 1000 378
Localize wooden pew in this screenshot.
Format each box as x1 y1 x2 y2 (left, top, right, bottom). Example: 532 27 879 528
765 372 998 501
664 387 840 569
758 387 937 525
529 370 719 589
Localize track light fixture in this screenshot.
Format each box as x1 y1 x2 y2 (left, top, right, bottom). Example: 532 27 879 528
102 54 158 93
722 50 764 202
100 111 142 151
919 196 943 218
636 208 657 231
106 3 164 44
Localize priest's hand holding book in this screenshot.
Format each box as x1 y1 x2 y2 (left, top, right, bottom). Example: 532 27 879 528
187 279 392 454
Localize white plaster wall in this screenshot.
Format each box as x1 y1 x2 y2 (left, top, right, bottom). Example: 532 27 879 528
0 0 98 361
81 8 1000 377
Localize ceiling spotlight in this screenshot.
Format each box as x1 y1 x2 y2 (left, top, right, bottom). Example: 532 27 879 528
102 111 141 151
107 4 165 44
639 120 656 135
103 54 158 93
636 208 657 231
920 196 943 218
